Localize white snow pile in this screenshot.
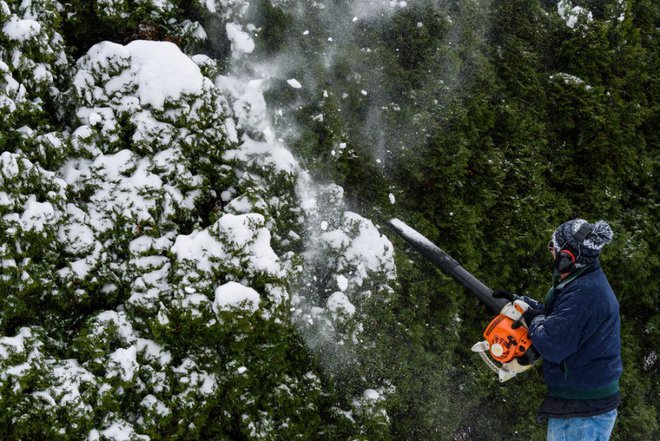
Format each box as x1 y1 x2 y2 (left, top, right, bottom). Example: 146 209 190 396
214 281 261 313
170 212 288 315
549 72 593 91
2 16 41 41
319 211 396 287
0 151 67 235
557 0 593 29
226 22 255 57
70 39 225 157
327 291 356 317
287 78 303 89
0 0 68 133
557 0 627 27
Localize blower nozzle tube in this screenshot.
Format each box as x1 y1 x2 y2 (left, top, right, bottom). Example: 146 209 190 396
387 218 507 314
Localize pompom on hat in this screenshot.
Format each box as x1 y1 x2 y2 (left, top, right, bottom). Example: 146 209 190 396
551 219 613 268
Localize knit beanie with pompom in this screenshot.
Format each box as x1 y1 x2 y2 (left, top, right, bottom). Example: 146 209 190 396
551 219 614 268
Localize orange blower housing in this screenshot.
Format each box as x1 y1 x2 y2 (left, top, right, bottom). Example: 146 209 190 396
483 312 533 363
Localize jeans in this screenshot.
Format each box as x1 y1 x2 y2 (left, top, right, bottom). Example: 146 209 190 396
547 409 617 441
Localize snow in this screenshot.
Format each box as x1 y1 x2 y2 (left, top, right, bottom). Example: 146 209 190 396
223 136 298 174
64 151 164 234
216 213 261 248
326 292 355 316
225 194 257 214
0 327 31 358
100 421 148 441
133 255 169 270
214 281 261 313
363 388 382 401
108 345 139 382
70 255 94 277
129 40 204 107
7 362 30 376
141 394 171 416
1 259 17 268
148 0 176 13
95 311 135 342
336 275 349 291
172 358 218 396
340 212 396 283
226 22 255 56
643 351 657 371
203 0 217 13
180 293 210 316
550 72 592 90
19 195 56 232
616 0 626 22
33 391 56 406
1 152 20 179
136 338 172 366
171 229 224 273
388 193 396 205
129 234 173 254
215 76 271 139
287 79 302 89
224 117 239 143
320 229 350 249
49 360 96 407
81 40 205 109
2 17 41 41
87 111 102 126
33 63 51 82
557 0 593 28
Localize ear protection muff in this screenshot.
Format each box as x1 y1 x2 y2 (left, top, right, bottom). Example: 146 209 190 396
555 249 576 273
554 223 593 273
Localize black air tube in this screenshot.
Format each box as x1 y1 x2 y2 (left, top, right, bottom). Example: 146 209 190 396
387 218 507 314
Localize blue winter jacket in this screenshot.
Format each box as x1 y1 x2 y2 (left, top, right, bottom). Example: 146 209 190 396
523 261 622 400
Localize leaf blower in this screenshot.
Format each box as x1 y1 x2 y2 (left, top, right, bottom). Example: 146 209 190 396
386 218 541 382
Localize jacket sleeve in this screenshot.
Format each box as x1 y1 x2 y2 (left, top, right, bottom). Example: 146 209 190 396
520 295 544 313
527 287 592 364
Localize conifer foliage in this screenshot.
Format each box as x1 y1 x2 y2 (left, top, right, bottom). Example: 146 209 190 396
1 0 397 439
0 0 657 440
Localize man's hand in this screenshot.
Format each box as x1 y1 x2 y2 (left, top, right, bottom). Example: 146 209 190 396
492 290 516 302
512 307 542 329
522 308 541 326
493 290 542 328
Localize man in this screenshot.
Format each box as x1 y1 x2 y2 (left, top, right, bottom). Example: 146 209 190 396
494 219 622 441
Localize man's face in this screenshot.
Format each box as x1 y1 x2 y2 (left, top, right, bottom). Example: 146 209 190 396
548 240 556 260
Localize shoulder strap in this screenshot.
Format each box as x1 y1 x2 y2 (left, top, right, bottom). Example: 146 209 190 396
573 222 592 244
555 265 589 290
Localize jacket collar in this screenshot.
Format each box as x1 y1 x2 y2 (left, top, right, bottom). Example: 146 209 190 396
553 259 600 290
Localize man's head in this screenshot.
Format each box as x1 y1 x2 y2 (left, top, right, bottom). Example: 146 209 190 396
550 219 614 270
